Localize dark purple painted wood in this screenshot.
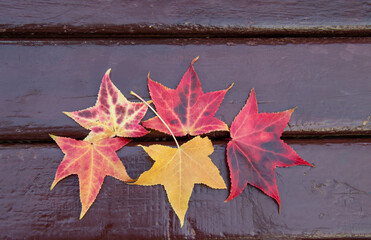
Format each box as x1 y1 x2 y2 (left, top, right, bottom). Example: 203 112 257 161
0 0 370 37
1 139 371 239
0 38 370 141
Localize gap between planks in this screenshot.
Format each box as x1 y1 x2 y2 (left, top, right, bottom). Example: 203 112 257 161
1 25 371 39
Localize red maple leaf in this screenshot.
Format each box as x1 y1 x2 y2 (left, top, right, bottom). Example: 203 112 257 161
142 57 233 136
226 89 312 206
50 135 132 219
64 69 149 143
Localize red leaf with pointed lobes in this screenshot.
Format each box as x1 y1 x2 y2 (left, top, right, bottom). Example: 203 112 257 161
142 57 233 136
64 69 149 143
50 135 133 219
226 89 312 207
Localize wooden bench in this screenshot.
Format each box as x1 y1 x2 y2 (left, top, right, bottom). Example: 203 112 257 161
1 1 371 239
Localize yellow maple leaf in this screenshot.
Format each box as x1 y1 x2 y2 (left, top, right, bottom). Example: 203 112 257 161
133 136 226 227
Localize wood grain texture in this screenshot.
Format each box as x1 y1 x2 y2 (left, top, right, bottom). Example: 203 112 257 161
0 0 370 38
1 139 371 239
0 38 370 141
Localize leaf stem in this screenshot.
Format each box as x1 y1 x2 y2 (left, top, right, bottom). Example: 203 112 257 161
130 91 180 149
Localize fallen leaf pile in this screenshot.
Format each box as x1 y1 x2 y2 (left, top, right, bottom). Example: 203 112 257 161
50 58 312 227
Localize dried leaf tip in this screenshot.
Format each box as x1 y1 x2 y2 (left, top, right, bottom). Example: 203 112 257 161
227 82 235 90
105 68 112 75
289 107 298 113
50 178 57 191
191 56 200 65
49 134 57 141
79 211 85 220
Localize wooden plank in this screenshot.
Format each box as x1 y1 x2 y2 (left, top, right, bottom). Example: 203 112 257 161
0 38 370 141
0 0 370 38
1 139 371 239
